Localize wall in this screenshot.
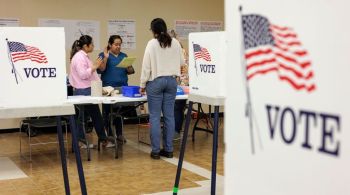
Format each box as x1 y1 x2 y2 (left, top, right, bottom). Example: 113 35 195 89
0 0 224 129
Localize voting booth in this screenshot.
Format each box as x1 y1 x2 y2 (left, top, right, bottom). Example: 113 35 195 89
173 31 226 194
0 27 67 108
224 0 350 194
0 27 87 194
188 32 226 100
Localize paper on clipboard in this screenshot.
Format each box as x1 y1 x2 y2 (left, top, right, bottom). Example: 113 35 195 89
116 57 136 68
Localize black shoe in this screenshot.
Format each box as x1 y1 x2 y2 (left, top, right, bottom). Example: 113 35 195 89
159 149 173 158
117 135 127 144
107 136 116 143
150 152 160 159
78 138 88 145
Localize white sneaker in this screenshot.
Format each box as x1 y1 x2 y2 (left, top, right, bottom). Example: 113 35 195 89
80 143 94 149
105 142 115 148
173 132 181 141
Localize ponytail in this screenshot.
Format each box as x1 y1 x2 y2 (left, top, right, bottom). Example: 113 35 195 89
150 18 172 48
70 35 93 60
70 40 81 60
157 32 172 48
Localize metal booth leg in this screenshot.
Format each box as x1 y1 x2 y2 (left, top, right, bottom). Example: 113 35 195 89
69 115 87 195
210 106 220 195
56 116 71 195
173 101 194 195
173 103 220 195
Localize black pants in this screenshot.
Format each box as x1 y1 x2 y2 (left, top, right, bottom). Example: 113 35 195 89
174 100 187 133
102 104 137 137
73 88 107 141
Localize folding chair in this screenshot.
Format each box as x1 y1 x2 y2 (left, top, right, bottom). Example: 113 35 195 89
137 113 150 145
19 117 68 162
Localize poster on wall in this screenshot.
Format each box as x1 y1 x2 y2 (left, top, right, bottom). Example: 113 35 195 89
224 0 350 194
38 18 100 50
175 20 223 40
0 18 20 27
108 19 136 50
174 20 200 40
0 27 67 107
200 21 223 32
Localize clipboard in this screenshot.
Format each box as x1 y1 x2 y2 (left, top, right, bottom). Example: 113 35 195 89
116 57 136 68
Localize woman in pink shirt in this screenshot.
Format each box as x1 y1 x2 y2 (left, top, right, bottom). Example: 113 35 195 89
69 35 113 148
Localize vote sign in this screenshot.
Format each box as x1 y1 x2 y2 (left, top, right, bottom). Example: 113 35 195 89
188 32 226 98
0 27 66 107
224 0 350 194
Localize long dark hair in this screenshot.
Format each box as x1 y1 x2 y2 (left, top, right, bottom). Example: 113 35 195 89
70 35 93 60
151 18 172 48
107 35 123 50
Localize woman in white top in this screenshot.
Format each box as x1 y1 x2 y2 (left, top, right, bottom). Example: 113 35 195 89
140 18 184 159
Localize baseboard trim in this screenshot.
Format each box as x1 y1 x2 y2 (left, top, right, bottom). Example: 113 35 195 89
0 128 19 134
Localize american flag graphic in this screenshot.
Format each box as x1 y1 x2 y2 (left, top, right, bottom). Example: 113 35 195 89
242 14 316 92
8 41 48 64
193 43 211 61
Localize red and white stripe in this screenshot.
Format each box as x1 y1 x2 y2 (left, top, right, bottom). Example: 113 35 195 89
246 24 315 92
194 48 211 61
11 46 48 64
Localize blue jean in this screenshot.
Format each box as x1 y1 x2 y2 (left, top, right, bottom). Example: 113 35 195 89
74 88 107 141
146 76 177 153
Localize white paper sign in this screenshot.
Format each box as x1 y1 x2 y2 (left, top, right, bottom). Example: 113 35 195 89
175 20 200 40
0 27 67 107
200 21 223 32
38 18 100 50
174 20 224 40
225 0 350 194
188 32 226 98
0 18 20 27
108 19 136 50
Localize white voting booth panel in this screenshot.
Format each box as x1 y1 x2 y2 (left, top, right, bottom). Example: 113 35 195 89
188 32 226 99
0 27 66 108
0 28 81 195
225 0 350 195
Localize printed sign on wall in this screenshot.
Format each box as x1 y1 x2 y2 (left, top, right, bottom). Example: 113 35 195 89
188 32 226 98
225 0 350 194
39 19 100 50
108 19 136 50
0 18 20 27
175 20 224 40
199 21 223 32
0 27 67 107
